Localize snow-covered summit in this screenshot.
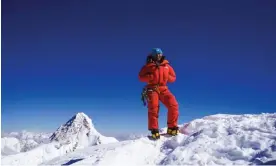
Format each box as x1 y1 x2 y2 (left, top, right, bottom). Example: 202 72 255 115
50 112 118 149
50 112 95 142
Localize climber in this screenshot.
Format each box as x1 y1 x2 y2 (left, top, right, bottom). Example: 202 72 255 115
139 48 179 140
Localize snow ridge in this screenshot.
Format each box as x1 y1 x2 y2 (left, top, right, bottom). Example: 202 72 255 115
50 112 96 143
49 112 117 152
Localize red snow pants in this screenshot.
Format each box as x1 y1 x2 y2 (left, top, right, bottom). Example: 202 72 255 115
147 87 179 130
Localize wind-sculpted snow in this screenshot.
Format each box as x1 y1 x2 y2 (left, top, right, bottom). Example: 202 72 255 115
159 113 276 165
2 113 275 165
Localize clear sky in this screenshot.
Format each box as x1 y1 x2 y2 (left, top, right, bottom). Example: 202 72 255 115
2 0 276 136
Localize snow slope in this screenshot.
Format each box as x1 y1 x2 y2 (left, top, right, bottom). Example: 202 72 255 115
42 113 276 166
1 112 118 165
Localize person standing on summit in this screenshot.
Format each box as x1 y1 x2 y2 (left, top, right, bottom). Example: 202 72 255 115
139 48 179 140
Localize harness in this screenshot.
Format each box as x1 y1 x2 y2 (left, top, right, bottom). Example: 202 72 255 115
141 84 161 106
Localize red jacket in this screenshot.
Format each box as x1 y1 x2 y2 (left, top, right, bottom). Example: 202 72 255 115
138 59 176 88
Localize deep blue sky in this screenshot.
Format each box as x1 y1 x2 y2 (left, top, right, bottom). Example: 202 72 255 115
2 0 276 136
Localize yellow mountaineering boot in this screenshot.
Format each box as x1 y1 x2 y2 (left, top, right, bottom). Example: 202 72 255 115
167 126 179 136
150 129 160 140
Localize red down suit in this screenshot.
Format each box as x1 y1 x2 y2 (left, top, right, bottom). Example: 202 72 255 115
138 59 179 130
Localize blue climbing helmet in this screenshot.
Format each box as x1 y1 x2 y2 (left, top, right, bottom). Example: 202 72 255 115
151 48 163 56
